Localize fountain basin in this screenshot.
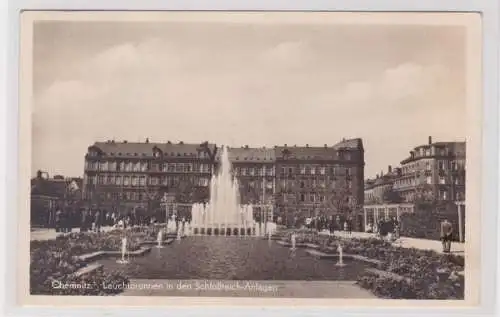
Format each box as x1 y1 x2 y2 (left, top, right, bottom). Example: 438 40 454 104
98 236 373 281
193 227 255 236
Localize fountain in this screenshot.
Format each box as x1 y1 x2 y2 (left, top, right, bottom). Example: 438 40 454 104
157 230 164 248
191 146 258 235
336 244 346 267
116 237 129 264
290 233 296 250
176 227 182 241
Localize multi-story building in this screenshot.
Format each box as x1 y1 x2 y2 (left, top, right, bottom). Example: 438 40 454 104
227 146 276 222
274 138 365 229
82 138 365 228
31 171 83 227
364 165 402 204
392 136 466 203
82 139 217 219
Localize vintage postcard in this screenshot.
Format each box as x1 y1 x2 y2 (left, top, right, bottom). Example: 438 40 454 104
18 11 482 307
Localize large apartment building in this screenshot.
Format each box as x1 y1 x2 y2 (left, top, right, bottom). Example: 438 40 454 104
82 138 365 227
392 136 466 203
274 139 365 229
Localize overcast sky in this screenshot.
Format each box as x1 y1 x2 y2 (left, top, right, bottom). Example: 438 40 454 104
32 17 467 179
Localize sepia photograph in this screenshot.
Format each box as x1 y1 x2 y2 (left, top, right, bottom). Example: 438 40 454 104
19 11 483 305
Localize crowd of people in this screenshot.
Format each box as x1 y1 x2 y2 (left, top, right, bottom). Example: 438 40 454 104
53 207 156 233
303 215 354 235
365 217 400 241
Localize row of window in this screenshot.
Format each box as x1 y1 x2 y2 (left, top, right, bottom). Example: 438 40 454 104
402 159 465 175
394 175 464 188
85 161 212 173
233 167 275 176
400 190 464 202
279 179 352 190
86 175 210 187
279 166 352 176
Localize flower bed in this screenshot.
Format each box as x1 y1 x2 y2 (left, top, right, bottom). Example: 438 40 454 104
30 230 145 295
289 232 465 299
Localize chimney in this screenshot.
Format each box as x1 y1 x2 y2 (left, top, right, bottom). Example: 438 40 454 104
388 165 392 173
36 170 42 179
428 136 432 144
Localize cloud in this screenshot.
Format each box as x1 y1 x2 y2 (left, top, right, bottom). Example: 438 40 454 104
258 41 314 69
32 34 465 178
313 62 457 113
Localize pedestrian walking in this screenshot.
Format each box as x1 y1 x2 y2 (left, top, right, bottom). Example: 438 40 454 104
440 218 454 253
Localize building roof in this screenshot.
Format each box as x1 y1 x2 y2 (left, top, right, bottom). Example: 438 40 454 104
332 138 364 150
401 141 466 164
89 140 217 158
274 138 363 160
31 177 82 198
225 147 276 162
274 145 338 160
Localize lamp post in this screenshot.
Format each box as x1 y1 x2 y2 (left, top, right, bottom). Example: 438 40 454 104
455 200 465 242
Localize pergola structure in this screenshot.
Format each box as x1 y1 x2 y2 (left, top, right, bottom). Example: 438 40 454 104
362 203 415 230
454 200 465 242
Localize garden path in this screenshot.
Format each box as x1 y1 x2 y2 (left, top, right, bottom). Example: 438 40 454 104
322 231 465 254
30 226 115 241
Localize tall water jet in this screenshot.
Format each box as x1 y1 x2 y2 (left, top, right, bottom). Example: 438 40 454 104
336 244 346 267
290 233 297 250
117 237 129 264
157 230 163 248
191 146 256 234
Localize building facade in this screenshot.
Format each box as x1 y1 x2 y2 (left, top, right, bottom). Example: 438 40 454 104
31 171 83 227
392 136 466 203
82 140 217 220
227 146 276 223
274 139 365 229
364 165 402 205
82 138 365 227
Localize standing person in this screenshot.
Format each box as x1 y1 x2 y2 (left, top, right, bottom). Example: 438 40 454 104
54 208 62 232
94 210 101 233
440 218 454 253
60 207 68 233
347 217 353 235
80 208 87 232
328 216 335 236
105 211 110 226
111 211 117 226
